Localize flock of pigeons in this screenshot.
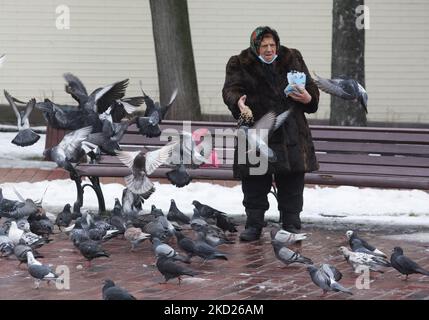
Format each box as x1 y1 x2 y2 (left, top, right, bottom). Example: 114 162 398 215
2 53 422 300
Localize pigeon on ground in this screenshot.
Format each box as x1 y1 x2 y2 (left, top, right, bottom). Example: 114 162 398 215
14 244 43 267
76 239 110 267
109 199 126 234
0 235 15 257
156 255 198 284
1 198 40 220
136 85 177 137
117 142 177 197
122 188 143 217
214 212 238 233
124 224 151 251
192 200 225 220
167 199 190 225
271 240 313 266
43 126 93 176
102 279 136 300
55 204 74 230
390 247 429 280
307 264 353 296
270 227 307 245
313 72 368 113
0 188 19 215
237 109 294 162
143 216 175 243
26 251 59 289
197 230 234 248
8 221 51 248
346 230 387 258
151 237 190 264
4 90 40 147
339 246 391 273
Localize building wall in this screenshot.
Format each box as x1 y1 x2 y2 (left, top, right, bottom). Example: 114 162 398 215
0 0 428 124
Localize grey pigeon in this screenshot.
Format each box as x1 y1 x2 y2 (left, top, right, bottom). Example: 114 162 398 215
313 72 368 113
197 230 234 248
271 240 313 266
102 279 136 300
390 247 429 280
167 199 190 225
237 109 293 162
346 230 387 258
270 227 307 245
192 200 225 220
152 237 190 264
77 239 110 267
55 204 73 230
156 255 198 284
109 199 126 234
0 235 14 257
4 90 40 146
44 126 93 176
214 211 238 233
26 251 59 289
136 86 177 137
339 246 390 273
307 264 353 296
14 244 43 266
117 142 177 197
0 188 19 215
122 188 143 217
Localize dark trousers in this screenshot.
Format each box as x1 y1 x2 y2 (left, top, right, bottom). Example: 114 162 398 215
242 172 305 214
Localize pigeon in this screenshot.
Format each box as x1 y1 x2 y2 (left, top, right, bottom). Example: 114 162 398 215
346 230 387 258
76 239 110 267
124 224 151 251
0 188 19 215
108 96 144 123
156 255 198 284
0 235 14 257
102 279 136 300
237 109 294 162
1 198 40 220
270 227 308 245
390 247 429 280
109 199 126 234
307 264 353 296
271 240 313 266
117 142 177 197
167 199 190 225
14 244 43 267
8 221 50 248
151 237 190 264
214 212 238 233
166 130 213 187
192 200 224 220
122 188 143 217
313 72 368 113
197 230 234 248
4 90 40 147
143 216 174 243
136 85 177 137
339 246 391 273
55 204 74 230
85 119 128 156
43 126 93 176
29 218 54 238
26 251 59 289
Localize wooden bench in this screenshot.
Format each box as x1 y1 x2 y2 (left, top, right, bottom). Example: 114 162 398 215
45 121 429 212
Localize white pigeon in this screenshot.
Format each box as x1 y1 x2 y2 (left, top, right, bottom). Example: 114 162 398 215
339 246 391 273
270 227 307 245
8 221 47 247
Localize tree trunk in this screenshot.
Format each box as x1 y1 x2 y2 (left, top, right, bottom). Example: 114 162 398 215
149 0 202 120
330 0 367 126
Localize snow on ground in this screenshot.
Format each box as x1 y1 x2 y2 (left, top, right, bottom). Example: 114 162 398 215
0 131 428 228
0 179 428 228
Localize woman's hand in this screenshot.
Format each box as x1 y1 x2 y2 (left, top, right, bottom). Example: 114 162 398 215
237 95 253 118
289 85 312 104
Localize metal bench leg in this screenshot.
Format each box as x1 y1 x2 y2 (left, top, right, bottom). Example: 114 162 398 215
87 176 106 213
70 172 84 213
70 173 106 214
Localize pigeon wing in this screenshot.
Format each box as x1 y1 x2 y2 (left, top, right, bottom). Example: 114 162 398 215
4 90 21 124
93 79 129 114
63 73 89 103
59 126 92 158
160 88 178 118
145 142 177 175
313 73 355 99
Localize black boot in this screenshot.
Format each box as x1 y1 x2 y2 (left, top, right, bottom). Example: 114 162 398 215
280 211 302 234
240 209 265 241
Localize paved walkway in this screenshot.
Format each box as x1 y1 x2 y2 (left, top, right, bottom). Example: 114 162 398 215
1 224 429 300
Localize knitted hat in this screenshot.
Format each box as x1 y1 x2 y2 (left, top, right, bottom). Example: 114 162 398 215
250 26 280 56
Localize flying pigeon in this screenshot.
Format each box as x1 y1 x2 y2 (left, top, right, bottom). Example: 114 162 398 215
102 279 136 300
271 240 313 266
26 251 59 289
390 247 429 280
270 227 307 245
44 126 93 176
117 142 177 197
313 72 368 113
307 264 353 296
156 255 199 284
4 90 40 147
237 109 294 162
339 246 390 273
136 85 177 137
346 230 387 258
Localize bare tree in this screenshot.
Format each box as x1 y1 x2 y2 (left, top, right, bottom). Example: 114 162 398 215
149 0 202 120
330 0 367 126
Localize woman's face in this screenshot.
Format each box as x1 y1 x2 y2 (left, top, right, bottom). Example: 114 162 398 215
258 35 277 62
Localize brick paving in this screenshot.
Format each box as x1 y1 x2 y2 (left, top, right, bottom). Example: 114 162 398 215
1 167 429 300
